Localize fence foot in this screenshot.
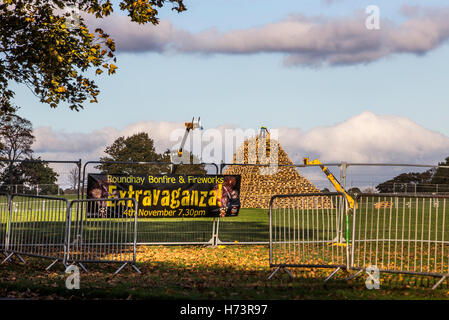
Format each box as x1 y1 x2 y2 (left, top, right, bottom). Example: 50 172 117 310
345 269 364 281
1 253 14 264
324 267 342 283
432 275 448 290
284 268 294 279
1 252 25 265
114 263 142 275
114 263 128 275
16 254 26 264
46 259 60 271
132 264 142 274
78 262 88 273
268 267 293 280
207 237 217 248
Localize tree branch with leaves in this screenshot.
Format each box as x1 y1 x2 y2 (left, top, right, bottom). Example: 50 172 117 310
0 0 186 112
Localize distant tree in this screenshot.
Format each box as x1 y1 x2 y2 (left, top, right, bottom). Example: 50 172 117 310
376 169 435 193
0 111 35 188
0 112 34 161
363 187 376 193
68 166 80 191
97 132 169 174
0 97 14 114
0 157 59 195
163 149 207 175
347 187 362 197
19 158 60 195
431 157 449 192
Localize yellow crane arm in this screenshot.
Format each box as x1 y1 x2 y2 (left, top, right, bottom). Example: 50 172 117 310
177 117 202 157
303 157 355 209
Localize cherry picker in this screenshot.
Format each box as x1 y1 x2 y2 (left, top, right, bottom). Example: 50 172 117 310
303 157 355 246
303 157 355 210
170 117 203 171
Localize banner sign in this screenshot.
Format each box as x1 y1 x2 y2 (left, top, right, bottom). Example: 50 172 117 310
87 174 241 218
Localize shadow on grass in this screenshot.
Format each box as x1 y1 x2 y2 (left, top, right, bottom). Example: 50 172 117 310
0 251 448 300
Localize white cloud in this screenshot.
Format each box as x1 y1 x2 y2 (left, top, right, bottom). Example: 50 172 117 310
33 121 183 162
279 111 449 164
87 6 449 66
32 112 449 189
33 111 449 165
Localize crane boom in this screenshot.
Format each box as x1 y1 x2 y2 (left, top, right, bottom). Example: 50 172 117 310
303 157 356 209
171 117 202 164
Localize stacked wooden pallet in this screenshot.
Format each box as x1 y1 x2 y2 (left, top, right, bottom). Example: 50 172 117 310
223 133 332 209
374 201 394 209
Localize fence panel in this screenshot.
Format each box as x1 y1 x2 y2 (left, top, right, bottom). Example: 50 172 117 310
137 218 216 245
4 194 69 263
218 163 342 244
81 161 219 246
67 198 140 273
269 193 348 275
351 194 449 279
0 194 10 255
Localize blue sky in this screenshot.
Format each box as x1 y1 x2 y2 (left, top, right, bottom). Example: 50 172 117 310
11 0 449 171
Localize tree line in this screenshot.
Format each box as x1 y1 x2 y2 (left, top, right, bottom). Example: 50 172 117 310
0 107 59 194
0 109 205 195
375 163 449 193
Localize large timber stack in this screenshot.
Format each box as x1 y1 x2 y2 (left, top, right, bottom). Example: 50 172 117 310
223 131 332 209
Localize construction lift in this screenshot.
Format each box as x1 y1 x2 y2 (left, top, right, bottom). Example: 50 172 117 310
170 117 203 173
303 157 355 246
303 157 355 210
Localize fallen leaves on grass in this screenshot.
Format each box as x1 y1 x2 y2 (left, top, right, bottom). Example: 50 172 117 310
0 245 448 300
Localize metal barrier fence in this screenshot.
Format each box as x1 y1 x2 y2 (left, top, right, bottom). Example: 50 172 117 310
268 192 449 289
1 159 446 246
268 193 349 280
67 198 140 274
0 194 140 273
216 163 344 245
1 194 69 268
351 193 449 289
80 161 220 246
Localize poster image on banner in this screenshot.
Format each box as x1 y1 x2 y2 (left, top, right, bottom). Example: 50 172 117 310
87 174 241 218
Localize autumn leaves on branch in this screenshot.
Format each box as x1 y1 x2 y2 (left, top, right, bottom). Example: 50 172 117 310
0 0 186 113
